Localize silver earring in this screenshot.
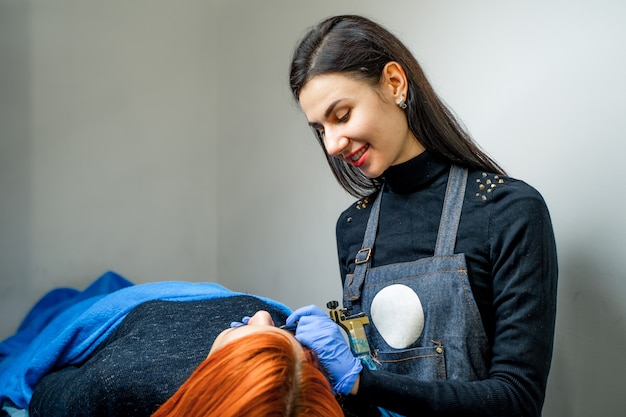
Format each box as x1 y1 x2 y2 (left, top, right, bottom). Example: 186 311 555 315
396 95 407 109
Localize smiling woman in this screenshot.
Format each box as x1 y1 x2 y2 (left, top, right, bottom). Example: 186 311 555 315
288 14 558 417
299 67 425 179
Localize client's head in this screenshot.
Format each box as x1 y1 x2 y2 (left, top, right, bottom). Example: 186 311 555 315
152 316 343 417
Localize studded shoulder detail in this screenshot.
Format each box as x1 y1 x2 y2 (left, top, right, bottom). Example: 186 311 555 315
355 197 370 210
474 172 505 201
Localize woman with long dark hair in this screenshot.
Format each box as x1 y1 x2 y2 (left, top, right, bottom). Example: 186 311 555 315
287 15 558 417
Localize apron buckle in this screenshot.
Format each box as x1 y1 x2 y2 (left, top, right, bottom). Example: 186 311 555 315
355 248 372 264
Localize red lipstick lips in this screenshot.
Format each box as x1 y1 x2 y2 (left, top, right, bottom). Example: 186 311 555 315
347 144 369 167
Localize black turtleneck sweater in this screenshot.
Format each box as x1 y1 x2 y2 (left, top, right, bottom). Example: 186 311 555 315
336 152 558 417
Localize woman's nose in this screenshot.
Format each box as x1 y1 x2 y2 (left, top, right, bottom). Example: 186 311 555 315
323 129 350 157
247 310 275 326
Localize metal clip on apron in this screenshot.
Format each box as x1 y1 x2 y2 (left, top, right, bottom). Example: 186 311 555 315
327 301 403 417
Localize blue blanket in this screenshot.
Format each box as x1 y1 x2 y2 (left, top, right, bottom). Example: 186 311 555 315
0 271 291 410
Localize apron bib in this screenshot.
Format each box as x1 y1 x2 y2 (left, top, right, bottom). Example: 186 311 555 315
343 165 489 381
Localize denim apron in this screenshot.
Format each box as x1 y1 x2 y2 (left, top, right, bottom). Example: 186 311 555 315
343 165 489 382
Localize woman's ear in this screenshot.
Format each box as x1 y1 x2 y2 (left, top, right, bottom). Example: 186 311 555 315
382 61 409 100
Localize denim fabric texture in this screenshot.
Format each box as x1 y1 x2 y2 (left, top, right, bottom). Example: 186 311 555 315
344 166 489 382
337 152 558 416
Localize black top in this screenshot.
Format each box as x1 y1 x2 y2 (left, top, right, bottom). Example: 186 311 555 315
336 152 558 417
28 296 289 417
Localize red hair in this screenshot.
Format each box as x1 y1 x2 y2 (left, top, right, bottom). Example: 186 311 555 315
152 331 343 417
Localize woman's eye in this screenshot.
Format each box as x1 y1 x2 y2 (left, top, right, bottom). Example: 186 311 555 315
337 112 350 122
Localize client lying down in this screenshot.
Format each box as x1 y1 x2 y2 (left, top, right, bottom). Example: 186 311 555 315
0 273 343 417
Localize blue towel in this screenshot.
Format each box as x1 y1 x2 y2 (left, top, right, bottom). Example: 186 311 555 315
0 271 134 371
0 272 291 410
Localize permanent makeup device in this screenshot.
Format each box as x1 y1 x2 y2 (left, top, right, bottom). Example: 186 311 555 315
326 300 373 359
327 301 404 417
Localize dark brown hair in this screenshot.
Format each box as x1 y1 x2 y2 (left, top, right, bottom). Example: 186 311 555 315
290 15 505 197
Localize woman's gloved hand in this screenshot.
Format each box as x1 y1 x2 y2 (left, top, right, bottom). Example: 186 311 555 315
287 305 362 395
230 316 251 328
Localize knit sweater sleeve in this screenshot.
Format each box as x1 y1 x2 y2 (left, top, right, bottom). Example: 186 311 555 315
342 180 558 417
28 300 214 417
28 366 124 417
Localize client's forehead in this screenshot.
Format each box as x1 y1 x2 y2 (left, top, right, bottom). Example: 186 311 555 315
209 325 303 357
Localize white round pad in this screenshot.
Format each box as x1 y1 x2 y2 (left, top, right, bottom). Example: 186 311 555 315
370 284 424 349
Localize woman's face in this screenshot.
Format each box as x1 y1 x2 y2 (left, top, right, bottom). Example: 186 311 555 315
208 310 301 356
299 70 425 178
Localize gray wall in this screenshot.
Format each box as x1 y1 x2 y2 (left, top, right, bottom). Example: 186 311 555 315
0 0 219 317
1 1 624 416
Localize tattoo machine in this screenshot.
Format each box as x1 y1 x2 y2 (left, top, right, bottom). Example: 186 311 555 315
326 300 373 359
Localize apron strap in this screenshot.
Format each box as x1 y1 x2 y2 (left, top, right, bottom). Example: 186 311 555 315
434 165 468 257
343 165 468 307
344 188 383 308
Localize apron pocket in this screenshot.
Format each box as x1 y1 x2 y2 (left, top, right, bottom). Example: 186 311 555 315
375 344 446 380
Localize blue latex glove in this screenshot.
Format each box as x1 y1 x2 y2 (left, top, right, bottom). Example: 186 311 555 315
230 316 251 328
287 305 362 395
